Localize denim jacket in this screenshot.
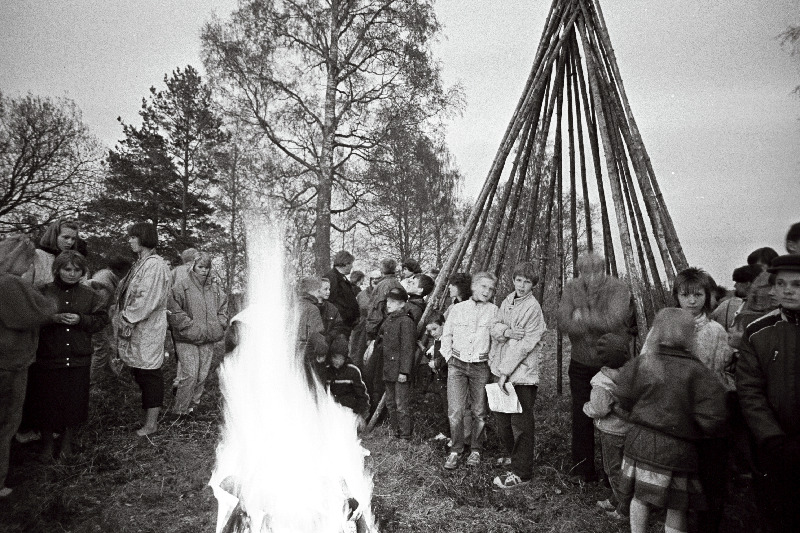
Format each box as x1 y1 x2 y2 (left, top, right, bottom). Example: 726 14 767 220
441 299 498 363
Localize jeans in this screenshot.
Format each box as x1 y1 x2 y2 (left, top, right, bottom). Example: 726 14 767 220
495 384 537 480
569 359 601 478
172 342 214 414
384 380 412 437
0 368 28 487
447 358 490 454
600 432 629 514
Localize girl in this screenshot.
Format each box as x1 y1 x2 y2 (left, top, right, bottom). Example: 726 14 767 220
616 308 727 533
27 219 82 289
27 251 107 459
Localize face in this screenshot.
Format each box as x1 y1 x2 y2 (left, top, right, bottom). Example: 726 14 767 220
59 262 83 285
677 287 706 317
448 284 460 299
319 282 331 300
733 281 751 298
331 354 346 369
128 235 141 253
472 277 496 303
788 240 800 255
774 271 800 310
194 262 211 277
386 298 404 313
57 227 78 252
426 322 443 339
513 276 534 298
401 267 414 279
340 262 353 275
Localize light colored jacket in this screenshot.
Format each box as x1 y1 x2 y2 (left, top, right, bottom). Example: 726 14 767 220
168 271 227 345
583 367 631 436
441 298 498 363
115 253 170 369
694 314 735 392
489 291 546 385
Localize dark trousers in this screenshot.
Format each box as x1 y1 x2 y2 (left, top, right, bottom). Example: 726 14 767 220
384 380 412 437
131 367 164 409
569 359 601 478
600 432 630 514
495 384 537 480
696 436 729 533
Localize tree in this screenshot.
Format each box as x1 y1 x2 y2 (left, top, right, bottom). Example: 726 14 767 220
781 25 800 96
0 91 102 231
202 0 460 273
84 66 227 256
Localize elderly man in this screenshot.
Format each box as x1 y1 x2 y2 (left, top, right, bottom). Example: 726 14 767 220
737 254 800 532
557 253 634 483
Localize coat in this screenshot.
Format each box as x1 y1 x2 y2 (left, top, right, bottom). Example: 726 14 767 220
114 253 170 370
0 273 57 371
36 280 108 368
557 275 634 367
324 267 360 330
489 291 546 385
297 293 327 361
316 300 347 345
406 296 426 325
365 275 402 339
168 271 228 345
326 362 370 416
380 308 416 382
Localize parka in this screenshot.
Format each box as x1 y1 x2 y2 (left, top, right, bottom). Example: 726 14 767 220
168 270 228 345
489 291 546 385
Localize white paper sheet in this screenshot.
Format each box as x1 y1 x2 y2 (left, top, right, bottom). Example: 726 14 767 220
485 382 523 413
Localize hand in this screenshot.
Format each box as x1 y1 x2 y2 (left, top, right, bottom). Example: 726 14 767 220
498 374 509 395
54 313 79 325
397 374 408 383
506 327 524 340
428 360 436 370
417 341 427 351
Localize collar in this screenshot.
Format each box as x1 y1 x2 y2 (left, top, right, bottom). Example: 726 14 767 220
781 307 800 325
658 344 695 360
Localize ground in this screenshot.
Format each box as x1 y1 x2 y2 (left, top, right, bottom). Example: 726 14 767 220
0 332 762 532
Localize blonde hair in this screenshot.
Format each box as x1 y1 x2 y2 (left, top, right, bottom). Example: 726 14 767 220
641 307 696 355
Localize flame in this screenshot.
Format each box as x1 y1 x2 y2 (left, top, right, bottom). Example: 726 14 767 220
210 220 376 533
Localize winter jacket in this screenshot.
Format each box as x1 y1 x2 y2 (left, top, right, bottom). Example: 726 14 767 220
615 345 728 470
583 367 631 436
557 275 634 367
168 271 228 345
36 280 108 369
297 293 327 361
406 296 426 325
365 275 402 339
693 314 735 391
380 308 416 382
0 273 57 371
114 252 171 370
489 291 546 385
736 308 800 446
316 300 347 345
326 362 370 416
441 299 498 363
324 267 360 330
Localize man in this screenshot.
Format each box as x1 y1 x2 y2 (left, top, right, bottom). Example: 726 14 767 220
786 222 800 255
365 259 403 340
400 259 422 280
557 253 634 483
324 251 360 338
737 254 800 532
710 264 761 332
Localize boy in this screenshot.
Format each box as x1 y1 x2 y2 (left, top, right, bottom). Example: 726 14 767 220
326 337 370 422
380 287 416 439
441 272 499 469
489 262 546 488
406 273 435 325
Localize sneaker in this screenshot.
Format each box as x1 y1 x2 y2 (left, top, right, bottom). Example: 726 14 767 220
495 456 512 467
466 451 481 467
431 433 448 441
443 452 459 470
493 471 529 489
607 510 627 521
14 431 41 444
0 486 12 498
596 499 615 511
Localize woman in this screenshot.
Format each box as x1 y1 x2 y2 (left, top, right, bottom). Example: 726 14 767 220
27 251 107 460
444 272 472 319
0 235 57 497
168 252 227 417
115 223 170 436
26 219 81 289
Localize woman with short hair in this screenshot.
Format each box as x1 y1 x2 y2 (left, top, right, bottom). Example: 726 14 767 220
26 219 82 289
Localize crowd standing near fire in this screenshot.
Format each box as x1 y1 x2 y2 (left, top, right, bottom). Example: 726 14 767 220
0 219 799 532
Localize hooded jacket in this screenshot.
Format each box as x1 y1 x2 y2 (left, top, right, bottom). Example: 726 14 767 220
168 269 228 345
489 291 546 385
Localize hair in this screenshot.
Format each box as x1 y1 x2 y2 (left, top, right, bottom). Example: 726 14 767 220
39 219 80 251
299 276 322 294
472 271 497 286
127 222 159 249
427 310 445 326
0 234 36 274
449 272 472 300
329 335 349 357
747 247 778 267
512 262 539 285
349 270 365 285
193 252 212 269
732 264 761 283
380 258 397 275
107 253 134 277
644 308 696 353
320 276 331 286
181 248 198 264
713 285 728 303
576 253 606 277
52 250 88 278
787 222 800 243
672 267 714 315
414 273 435 297
402 259 422 275
333 250 355 267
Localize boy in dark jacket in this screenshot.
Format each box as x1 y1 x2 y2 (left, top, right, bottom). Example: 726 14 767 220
380 287 416 439
326 337 370 422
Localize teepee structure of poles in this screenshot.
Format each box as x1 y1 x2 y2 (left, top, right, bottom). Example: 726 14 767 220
417 0 688 392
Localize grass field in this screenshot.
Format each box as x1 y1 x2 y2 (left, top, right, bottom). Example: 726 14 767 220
0 332 763 532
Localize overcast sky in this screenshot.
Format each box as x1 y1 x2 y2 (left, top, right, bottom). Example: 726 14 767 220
1 0 798 283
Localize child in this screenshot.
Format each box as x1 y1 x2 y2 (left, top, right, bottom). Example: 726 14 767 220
583 337 632 519
424 313 449 437
616 308 728 533
326 336 370 422
380 287 416 439
489 262 546 489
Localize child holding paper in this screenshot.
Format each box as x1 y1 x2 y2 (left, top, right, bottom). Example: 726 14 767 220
488 262 547 489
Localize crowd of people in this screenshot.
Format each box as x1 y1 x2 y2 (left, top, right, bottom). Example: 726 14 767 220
1 218 799 533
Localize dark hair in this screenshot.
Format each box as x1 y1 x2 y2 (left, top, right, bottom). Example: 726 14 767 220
329 335 349 357
52 250 88 278
333 250 355 267
127 222 158 249
414 273 435 297
428 310 445 326
320 276 331 286
672 267 714 315
787 222 800 243
349 270 365 285
449 272 472 300
380 258 397 275
402 259 422 275
713 285 728 303
107 253 134 277
732 264 761 283
512 262 539 285
747 247 778 267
